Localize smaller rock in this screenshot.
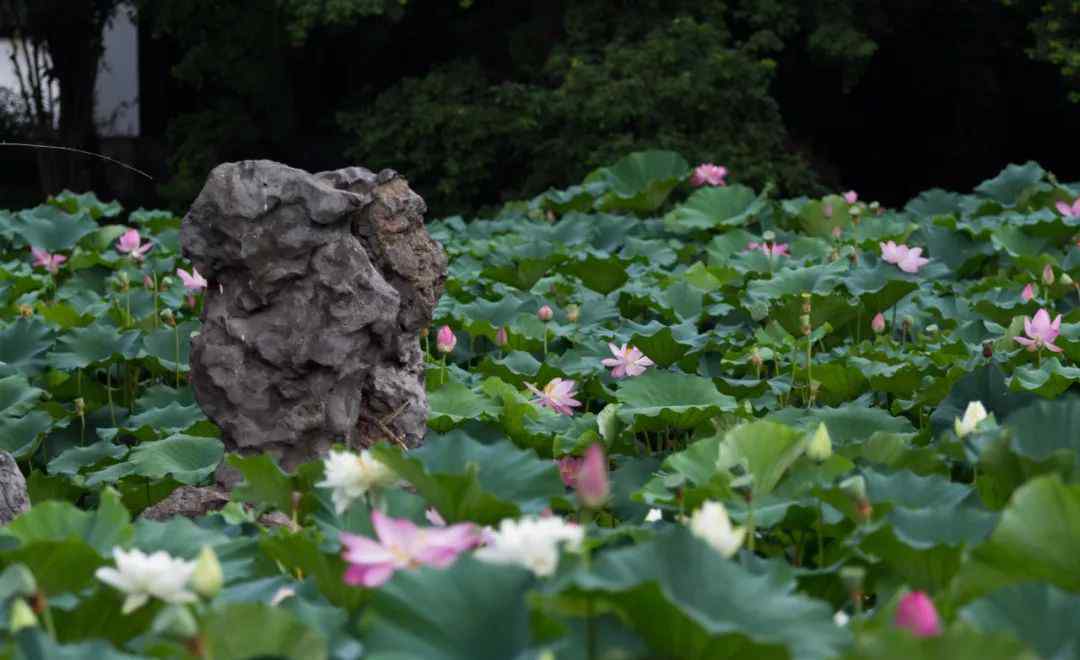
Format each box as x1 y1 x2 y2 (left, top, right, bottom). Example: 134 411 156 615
141 486 230 521
0 451 29 524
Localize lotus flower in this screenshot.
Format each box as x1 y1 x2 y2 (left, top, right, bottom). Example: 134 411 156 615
880 241 908 264
896 247 930 273
895 591 942 637
494 326 509 346
1043 264 1055 286
30 246 66 274
746 241 790 258
436 325 456 353
116 228 152 260
176 267 207 292
576 444 609 509
601 343 655 378
871 312 886 334
95 548 197 614
690 163 728 187
537 305 554 321
689 501 746 558
474 515 583 577
645 508 663 523
1056 198 1080 218
525 378 581 416
340 510 481 587
556 456 583 488
1022 283 1035 302
316 449 397 515
954 400 988 438
1014 308 1063 353
843 191 858 204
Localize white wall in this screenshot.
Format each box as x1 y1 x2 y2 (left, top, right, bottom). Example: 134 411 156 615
0 6 139 137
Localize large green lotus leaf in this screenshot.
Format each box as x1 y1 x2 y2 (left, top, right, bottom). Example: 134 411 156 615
842 260 921 314
845 357 920 396
562 528 850 660
904 189 964 216
562 252 631 294
139 320 197 373
1005 396 1080 461
585 150 690 213
11 205 98 252
610 456 662 522
97 400 210 444
798 196 851 237
720 421 806 498
950 474 1080 604
259 529 364 610
372 436 563 525
203 602 328 660
615 371 737 432
479 377 542 448
361 558 533 660
86 434 223 486
621 236 678 267
427 381 501 432
746 261 848 302
530 181 608 214
475 350 542 385
960 583 1080 660
929 365 1037 437
12 629 144 660
47 440 128 476
916 224 994 275
228 453 296 514
661 281 704 321
767 404 914 446
1 486 130 556
48 190 123 219
975 161 1046 206
663 184 766 231
1007 358 1080 398
637 435 732 509
0 318 54 376
132 516 231 560
47 324 141 370
845 625 1032 660
453 296 525 334
0 373 52 458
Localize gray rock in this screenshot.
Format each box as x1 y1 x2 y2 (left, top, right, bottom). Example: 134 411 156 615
181 161 446 469
0 451 29 524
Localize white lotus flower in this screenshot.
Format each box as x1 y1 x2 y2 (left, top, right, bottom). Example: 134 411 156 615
317 449 396 515
954 401 988 438
474 516 584 577
95 548 197 614
645 508 663 523
689 501 746 558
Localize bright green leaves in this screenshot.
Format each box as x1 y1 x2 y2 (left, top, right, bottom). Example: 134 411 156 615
664 184 766 231
9 204 99 252
0 373 52 457
427 382 501 432
584 150 690 213
615 370 737 432
47 324 141 371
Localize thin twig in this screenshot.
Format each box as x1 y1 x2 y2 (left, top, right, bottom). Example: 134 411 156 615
0 142 154 180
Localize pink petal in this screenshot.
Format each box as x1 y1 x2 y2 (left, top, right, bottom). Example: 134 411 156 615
1014 336 1036 350
371 510 420 549
1058 201 1075 217
1045 341 1064 353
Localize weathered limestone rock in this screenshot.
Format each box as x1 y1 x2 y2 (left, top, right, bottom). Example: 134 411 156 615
181 161 446 469
0 451 29 524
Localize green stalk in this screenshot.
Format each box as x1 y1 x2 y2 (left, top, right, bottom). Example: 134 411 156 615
174 324 181 388
106 365 116 427
817 500 825 566
806 338 813 409
746 493 756 552
441 354 447 387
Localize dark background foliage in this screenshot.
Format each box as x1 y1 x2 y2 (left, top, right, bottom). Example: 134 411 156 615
0 0 1077 216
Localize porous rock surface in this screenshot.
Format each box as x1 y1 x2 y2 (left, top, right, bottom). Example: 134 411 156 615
0 451 29 524
181 161 446 469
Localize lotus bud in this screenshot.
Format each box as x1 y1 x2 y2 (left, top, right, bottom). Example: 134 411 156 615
494 326 508 346
840 475 871 522
565 304 580 323
74 397 86 416
806 422 832 461
869 201 880 211
17 304 32 318
954 400 988 438
8 598 38 632
143 275 154 290
160 308 176 327
1043 264 1055 286
982 341 994 358
420 326 429 339
762 230 776 242
537 305 553 322
436 325 456 354
871 312 886 334
895 591 942 637
1060 272 1074 287
925 324 939 335
576 443 610 510
191 545 224 599
849 204 862 216
749 347 763 369
1021 283 1035 302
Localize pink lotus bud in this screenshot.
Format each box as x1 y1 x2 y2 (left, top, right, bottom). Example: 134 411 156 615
1022 283 1034 302
537 305 553 322
894 591 942 637
576 443 609 509
143 275 154 290
843 190 858 204
495 326 508 346
436 325 456 353
871 312 886 334
1043 264 1055 286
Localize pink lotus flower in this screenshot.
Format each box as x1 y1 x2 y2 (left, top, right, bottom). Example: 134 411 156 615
690 163 728 187
556 456 583 488
1014 308 1063 353
1056 198 1080 218
1022 283 1035 302
1043 264 1055 286
897 248 930 273
495 326 508 346
894 591 942 637
425 508 447 527
871 312 886 334
601 343 655 378
340 510 480 588
30 246 66 274
436 325 456 353
176 267 207 292
843 191 858 204
116 228 152 261
576 443 609 509
525 378 581 416
537 305 554 322
880 241 908 264
746 242 789 258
